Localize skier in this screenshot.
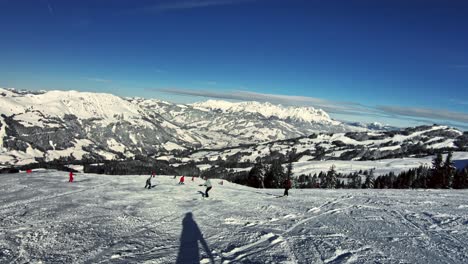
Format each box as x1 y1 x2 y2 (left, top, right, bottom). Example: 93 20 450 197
69 171 74 183
200 177 212 198
179 175 185 185
192 176 195 181
283 177 292 196
145 176 152 189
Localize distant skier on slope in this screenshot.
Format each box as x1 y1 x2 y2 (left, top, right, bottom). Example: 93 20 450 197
145 176 152 189
283 177 292 196
179 175 185 185
69 171 74 183
200 177 212 198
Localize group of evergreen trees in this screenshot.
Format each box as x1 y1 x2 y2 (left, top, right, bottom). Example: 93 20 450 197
247 159 293 188
294 167 374 189
83 159 201 176
373 152 468 189
245 151 468 189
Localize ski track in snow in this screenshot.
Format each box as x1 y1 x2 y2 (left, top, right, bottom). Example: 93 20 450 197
1 171 468 263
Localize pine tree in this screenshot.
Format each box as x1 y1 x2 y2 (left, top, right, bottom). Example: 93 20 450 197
453 169 463 189
364 173 374 189
453 167 468 189
287 148 297 163
443 152 455 188
463 168 468 188
429 153 444 188
351 172 362 189
310 174 318 188
325 165 338 188
286 161 293 179
318 171 326 188
264 159 285 188
248 160 266 188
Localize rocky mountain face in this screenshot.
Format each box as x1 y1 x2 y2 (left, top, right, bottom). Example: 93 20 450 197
0 88 363 166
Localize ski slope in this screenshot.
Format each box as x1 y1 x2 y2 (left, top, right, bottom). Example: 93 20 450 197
1 171 468 263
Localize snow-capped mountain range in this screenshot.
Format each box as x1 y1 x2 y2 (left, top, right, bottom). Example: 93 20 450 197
0 88 466 166
192 100 333 123
0 88 365 165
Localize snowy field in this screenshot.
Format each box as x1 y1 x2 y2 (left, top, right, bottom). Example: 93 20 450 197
1 171 468 263
293 152 468 176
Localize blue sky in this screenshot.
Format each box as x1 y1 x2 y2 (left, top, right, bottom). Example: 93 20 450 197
1 0 467 129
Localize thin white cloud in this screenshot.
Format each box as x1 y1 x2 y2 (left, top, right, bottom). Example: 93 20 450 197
377 105 468 124
85 77 112 83
449 64 468 69
46 0 54 15
155 88 375 116
450 99 468 105
155 87 468 128
137 0 256 13
197 81 218 85
154 68 167 74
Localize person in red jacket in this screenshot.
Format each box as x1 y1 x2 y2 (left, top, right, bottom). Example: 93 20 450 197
178 175 185 185
69 171 74 183
283 177 292 196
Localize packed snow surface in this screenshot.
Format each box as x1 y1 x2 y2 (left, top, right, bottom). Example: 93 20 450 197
1 171 468 263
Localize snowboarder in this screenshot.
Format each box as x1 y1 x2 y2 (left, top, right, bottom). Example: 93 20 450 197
192 176 195 181
152 171 155 178
145 176 152 189
69 171 74 183
179 175 185 185
283 177 292 196
200 177 212 198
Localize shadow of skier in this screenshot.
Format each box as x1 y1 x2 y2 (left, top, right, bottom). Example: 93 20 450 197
176 212 215 264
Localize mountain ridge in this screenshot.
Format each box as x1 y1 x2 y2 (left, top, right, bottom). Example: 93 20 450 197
1 88 465 166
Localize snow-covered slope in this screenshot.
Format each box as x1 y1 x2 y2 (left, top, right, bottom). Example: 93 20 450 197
0 89 141 123
173 125 467 168
1 171 467 263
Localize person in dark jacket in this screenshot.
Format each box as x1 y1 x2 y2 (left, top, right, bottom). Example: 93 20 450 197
145 176 152 189
283 177 292 196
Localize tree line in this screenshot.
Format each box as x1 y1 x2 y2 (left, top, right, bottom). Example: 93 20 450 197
242 151 468 189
